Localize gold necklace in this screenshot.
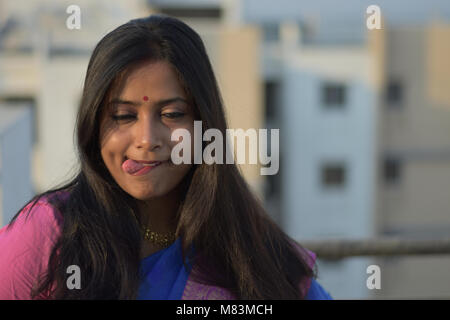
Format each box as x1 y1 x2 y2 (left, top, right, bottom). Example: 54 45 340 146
142 223 176 248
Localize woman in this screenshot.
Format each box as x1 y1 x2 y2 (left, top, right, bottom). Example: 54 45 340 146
0 15 331 300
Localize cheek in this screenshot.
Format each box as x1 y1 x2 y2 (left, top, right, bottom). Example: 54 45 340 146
100 147 117 175
100 133 129 167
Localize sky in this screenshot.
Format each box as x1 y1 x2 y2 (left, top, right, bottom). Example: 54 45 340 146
243 0 450 25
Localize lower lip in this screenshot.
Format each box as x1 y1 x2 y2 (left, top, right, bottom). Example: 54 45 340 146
129 162 163 176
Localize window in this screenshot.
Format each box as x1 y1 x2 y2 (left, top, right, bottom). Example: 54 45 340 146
322 82 346 108
263 81 281 201
262 24 279 42
0 96 37 144
264 80 280 120
384 157 402 184
265 164 280 199
321 163 346 188
385 80 403 107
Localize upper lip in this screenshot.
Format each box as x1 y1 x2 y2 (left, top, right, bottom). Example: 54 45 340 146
135 160 161 164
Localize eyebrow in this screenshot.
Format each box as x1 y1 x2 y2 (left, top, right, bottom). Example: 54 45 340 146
109 97 188 108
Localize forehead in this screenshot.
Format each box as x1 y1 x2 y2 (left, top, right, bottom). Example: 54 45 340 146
119 60 185 99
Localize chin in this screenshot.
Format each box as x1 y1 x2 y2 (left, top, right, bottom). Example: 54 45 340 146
130 191 159 201
129 187 170 201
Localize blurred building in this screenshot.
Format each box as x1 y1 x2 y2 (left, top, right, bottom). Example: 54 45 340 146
240 0 450 299
247 10 381 299
375 23 450 299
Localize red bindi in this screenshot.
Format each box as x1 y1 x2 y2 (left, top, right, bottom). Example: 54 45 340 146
143 96 149 101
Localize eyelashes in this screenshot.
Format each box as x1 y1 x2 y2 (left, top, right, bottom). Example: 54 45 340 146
111 112 185 122
111 114 135 121
161 112 185 119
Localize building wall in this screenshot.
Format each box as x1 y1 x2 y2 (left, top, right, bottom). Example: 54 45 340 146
0 105 34 227
377 24 450 298
277 26 378 298
34 57 87 193
217 25 264 196
427 23 450 107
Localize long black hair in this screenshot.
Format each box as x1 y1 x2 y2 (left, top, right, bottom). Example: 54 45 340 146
9 14 315 299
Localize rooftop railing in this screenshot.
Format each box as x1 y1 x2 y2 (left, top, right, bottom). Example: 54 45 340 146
300 237 450 260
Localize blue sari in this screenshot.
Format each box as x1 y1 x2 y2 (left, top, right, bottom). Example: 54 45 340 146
137 237 332 300
137 238 192 300
306 279 333 300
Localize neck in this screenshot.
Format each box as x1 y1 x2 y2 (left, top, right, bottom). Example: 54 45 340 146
137 186 182 235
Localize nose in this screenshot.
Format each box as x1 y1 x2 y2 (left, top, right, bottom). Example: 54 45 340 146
134 114 163 151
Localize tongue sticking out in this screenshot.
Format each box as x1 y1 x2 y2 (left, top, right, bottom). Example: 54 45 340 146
122 159 145 174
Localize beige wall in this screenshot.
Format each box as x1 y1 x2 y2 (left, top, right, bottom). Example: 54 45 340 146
35 58 86 192
367 24 386 92
380 25 450 227
217 25 264 197
0 54 39 96
374 255 450 299
382 26 450 151
427 23 450 108
382 160 450 229
377 24 450 298
368 26 385 237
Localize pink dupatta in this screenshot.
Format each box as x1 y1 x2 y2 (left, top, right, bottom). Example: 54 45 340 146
181 247 316 299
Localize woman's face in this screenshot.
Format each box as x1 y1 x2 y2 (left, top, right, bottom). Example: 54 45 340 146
99 60 194 201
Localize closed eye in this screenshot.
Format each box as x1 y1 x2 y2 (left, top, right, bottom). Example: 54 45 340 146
111 114 135 121
110 112 185 122
162 112 185 119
